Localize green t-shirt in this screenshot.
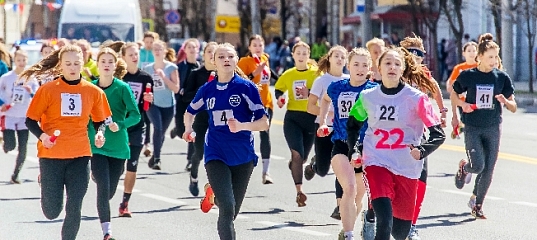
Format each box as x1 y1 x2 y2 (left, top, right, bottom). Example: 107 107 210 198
88 78 140 159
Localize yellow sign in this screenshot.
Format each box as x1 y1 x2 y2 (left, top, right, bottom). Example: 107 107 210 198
215 15 241 33
142 19 155 32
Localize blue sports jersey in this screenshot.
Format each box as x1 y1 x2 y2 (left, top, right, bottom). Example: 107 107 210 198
187 74 267 166
327 79 377 143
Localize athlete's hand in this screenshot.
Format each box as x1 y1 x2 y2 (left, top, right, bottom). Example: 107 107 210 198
252 62 267 77
451 116 459 131
277 96 285 108
39 133 55 149
155 69 166 79
316 125 330 137
408 145 421 160
227 118 243 133
95 131 105 148
350 152 363 168
108 122 119 132
0 104 9 112
182 129 195 142
461 103 475 113
495 94 508 104
295 85 308 98
143 92 154 103
440 112 447 128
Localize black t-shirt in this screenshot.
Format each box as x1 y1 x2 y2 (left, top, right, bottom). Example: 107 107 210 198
183 66 212 125
123 69 154 131
452 68 514 127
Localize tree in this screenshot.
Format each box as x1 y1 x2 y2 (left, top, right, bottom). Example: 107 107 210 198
439 0 464 62
488 0 503 46
408 0 441 80
517 0 537 92
153 0 168 41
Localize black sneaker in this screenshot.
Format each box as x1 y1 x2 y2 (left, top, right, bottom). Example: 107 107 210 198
330 206 341 220
304 156 316 181
189 179 199 196
148 156 156 169
471 205 486 219
152 160 161 170
455 159 469 189
170 127 177 139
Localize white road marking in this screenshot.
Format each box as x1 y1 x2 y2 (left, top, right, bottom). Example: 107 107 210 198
116 185 141 193
256 152 286 160
440 189 504 200
511 201 537 208
255 221 331 236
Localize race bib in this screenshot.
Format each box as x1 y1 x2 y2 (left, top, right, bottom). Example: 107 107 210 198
337 92 358 119
61 93 82 116
476 84 494 109
128 82 143 102
152 74 165 90
260 67 270 84
212 109 234 126
293 80 307 100
375 105 399 121
11 87 25 104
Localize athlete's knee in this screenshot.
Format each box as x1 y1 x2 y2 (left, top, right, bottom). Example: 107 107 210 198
392 217 412 240
42 203 62 220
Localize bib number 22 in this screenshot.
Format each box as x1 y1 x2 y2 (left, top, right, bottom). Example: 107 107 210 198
374 128 406 149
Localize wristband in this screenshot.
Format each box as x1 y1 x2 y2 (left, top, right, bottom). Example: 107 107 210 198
440 107 448 113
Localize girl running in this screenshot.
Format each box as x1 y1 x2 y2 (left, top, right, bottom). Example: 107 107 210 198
181 42 218 196
274 41 318 207
305 45 349 219
452 33 517 219
348 47 445 240
0 50 38 184
75 40 99 81
317 48 378 240
139 31 159 157
365 38 385 83
183 43 269 240
238 35 275 184
89 47 140 240
21 44 112 240
117 42 154 217
171 38 200 171
143 40 180 170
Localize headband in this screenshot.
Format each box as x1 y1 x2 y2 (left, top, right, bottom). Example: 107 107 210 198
407 48 425 57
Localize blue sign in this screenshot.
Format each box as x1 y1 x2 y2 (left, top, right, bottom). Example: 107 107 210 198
165 10 180 24
357 5 365 13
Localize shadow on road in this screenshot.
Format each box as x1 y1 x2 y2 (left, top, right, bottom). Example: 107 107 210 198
124 205 195 216
0 197 40 201
249 221 339 231
428 173 456 178
306 190 336 195
418 212 476 229
240 208 301 215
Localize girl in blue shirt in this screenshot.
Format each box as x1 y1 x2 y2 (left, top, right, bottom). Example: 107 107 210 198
183 43 269 240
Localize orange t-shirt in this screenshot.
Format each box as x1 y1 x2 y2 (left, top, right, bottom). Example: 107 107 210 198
237 54 273 109
448 62 478 100
27 78 112 159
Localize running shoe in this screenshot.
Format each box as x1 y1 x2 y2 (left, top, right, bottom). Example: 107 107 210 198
10 175 20 184
200 183 215 213
152 161 161 170
330 206 341 220
262 173 273 184
471 205 486 219
407 225 421 240
119 203 132 218
148 156 161 170
189 179 199 196
468 196 477 209
361 210 375 240
103 234 115 240
296 192 307 207
304 155 316 181
185 160 192 172
170 127 177 139
338 229 345 240
455 159 469 189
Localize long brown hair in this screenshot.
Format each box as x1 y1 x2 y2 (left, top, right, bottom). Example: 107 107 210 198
316 45 347 76
292 41 318 67
20 45 83 83
96 47 127 79
0 42 11 69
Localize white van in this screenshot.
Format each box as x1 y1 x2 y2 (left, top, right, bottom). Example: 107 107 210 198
57 0 143 44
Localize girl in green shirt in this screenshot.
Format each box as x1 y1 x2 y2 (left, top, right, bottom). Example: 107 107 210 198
89 47 140 240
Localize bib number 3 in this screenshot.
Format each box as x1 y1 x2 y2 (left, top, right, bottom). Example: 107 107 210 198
61 93 82 116
374 128 406 149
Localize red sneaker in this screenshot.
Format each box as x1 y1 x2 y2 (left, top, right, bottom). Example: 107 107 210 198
200 183 215 213
119 203 132 217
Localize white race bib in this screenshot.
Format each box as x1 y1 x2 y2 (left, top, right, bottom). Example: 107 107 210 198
11 87 25 104
128 82 143 102
260 66 270 84
337 92 358 119
375 105 399 121
61 93 82 116
293 80 307 100
152 74 165 90
476 85 494 109
212 109 234 126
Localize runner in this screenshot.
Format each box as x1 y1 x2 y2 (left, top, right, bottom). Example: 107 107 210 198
274 41 318 207
452 33 517 219
183 43 269 240
317 48 377 240
170 38 200 172
117 42 154 217
237 35 275 184
365 38 385 83
139 31 159 157
348 47 445 240
0 50 38 184
304 45 349 219
75 39 99 81
21 44 112 240
182 41 218 196
143 40 180 170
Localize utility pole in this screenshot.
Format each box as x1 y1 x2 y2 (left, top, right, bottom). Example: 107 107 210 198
332 0 339 45
209 0 217 41
501 0 514 77
361 0 373 43
250 0 262 35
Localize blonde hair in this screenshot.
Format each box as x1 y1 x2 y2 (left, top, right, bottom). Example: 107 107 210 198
74 39 92 60
347 47 372 67
96 47 128 79
316 45 347 76
20 45 83 83
143 31 159 40
166 48 177 62
0 42 12 69
14 49 28 59
213 43 248 79
366 38 385 50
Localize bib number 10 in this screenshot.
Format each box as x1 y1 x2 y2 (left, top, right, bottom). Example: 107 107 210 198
374 128 406 149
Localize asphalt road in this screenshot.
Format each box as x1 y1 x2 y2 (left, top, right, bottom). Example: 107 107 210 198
1 98 536 240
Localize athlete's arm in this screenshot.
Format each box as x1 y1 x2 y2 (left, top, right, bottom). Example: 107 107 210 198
307 94 320 116
184 112 195 132
229 115 269 132
162 68 180 93
347 115 364 156
25 117 44 139
318 93 331 126
496 94 517 113
274 89 285 99
416 95 446 159
119 86 141 129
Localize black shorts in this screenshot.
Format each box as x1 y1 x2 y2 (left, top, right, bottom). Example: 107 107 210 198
331 140 363 173
128 127 145 147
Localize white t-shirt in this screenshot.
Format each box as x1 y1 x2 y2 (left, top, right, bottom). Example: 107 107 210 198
0 71 39 118
309 73 350 124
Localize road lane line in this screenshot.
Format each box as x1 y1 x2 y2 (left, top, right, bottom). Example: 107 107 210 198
511 201 537 207
256 152 286 160
440 189 504 200
255 221 331 236
116 186 141 193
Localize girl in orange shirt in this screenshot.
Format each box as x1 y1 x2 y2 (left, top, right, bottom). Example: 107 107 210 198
237 35 275 184
21 45 112 240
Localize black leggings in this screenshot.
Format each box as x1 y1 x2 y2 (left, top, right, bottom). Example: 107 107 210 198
313 123 333 176
143 111 151 145
190 122 208 179
206 160 254 240
40 157 90 240
283 111 316 185
3 129 29 178
372 197 412 240
259 108 273 159
91 154 125 223
126 145 143 172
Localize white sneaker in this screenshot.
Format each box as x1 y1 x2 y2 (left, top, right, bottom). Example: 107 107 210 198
468 196 477 209
407 225 421 240
361 210 375 240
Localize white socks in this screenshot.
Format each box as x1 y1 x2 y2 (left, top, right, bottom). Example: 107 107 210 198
101 222 111 236
262 158 270 174
344 231 354 240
